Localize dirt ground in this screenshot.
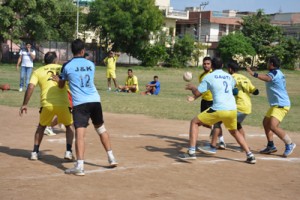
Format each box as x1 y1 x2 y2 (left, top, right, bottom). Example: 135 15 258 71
0 105 299 200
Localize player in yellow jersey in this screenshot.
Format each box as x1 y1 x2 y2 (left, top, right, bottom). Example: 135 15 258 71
19 52 74 161
118 68 139 93
188 57 226 149
104 51 120 91
228 61 259 141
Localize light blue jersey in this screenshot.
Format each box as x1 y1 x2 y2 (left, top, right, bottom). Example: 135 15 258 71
198 69 236 110
266 69 290 107
60 57 100 106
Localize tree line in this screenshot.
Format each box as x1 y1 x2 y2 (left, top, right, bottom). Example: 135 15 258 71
1 1 299 68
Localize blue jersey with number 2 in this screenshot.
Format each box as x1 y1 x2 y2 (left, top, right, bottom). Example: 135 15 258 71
198 69 236 111
61 57 100 106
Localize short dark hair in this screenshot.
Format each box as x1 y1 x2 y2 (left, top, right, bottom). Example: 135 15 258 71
212 57 223 69
128 69 133 72
227 61 239 72
71 39 85 55
44 52 57 64
269 56 280 68
203 56 211 62
154 75 158 79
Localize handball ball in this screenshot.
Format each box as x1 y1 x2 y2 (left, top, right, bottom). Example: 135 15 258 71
183 71 193 82
0 83 10 91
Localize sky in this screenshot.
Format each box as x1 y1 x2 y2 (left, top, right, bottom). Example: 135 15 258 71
170 0 300 14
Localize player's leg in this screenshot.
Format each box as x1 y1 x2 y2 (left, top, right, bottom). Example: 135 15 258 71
260 108 278 154
91 102 118 167
268 107 295 157
19 66 25 91
25 67 33 89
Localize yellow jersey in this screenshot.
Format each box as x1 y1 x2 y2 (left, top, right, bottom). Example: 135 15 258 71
198 69 213 101
104 56 119 71
29 64 70 107
232 73 257 114
125 75 139 92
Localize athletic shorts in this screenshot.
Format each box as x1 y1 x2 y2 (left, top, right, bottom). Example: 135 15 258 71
39 106 73 126
237 112 248 123
200 99 213 112
198 108 237 130
72 102 104 129
106 70 116 79
265 106 290 122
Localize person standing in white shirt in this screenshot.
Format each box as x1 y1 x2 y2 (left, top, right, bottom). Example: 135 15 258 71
16 42 36 92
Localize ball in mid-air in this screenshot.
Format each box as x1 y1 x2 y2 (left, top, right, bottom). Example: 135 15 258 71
183 71 193 82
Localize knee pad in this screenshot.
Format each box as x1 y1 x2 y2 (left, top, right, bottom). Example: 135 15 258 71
237 122 242 130
95 124 106 135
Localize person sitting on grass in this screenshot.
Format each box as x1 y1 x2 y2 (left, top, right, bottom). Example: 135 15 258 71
141 75 160 95
118 69 139 93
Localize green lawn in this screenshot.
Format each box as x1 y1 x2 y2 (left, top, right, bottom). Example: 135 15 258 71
1 63 299 132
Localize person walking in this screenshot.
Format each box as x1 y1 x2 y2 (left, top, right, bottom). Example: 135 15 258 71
16 42 36 92
58 39 118 176
178 57 256 164
19 51 74 161
104 51 120 91
246 56 296 157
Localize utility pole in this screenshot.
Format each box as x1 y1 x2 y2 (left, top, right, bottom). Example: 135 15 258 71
76 0 79 38
198 1 209 42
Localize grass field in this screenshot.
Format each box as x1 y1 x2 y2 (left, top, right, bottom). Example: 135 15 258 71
0 63 299 132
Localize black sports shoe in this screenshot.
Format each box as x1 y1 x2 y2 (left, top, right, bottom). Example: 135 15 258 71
177 152 196 160
260 146 277 154
246 156 256 164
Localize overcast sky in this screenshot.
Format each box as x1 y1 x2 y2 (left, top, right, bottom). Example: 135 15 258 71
170 0 300 14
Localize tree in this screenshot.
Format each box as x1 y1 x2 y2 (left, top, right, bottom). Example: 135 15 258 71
241 10 286 66
165 34 195 67
217 32 256 63
0 0 77 45
87 0 164 58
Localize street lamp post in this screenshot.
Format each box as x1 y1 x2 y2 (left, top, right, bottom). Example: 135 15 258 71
198 1 209 42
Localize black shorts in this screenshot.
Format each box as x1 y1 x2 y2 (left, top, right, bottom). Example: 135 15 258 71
72 102 104 129
200 99 213 112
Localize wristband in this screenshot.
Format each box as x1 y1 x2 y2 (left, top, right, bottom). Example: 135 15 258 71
253 72 258 78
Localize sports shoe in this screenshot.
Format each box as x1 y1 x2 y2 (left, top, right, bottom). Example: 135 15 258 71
19 88 23 92
259 146 277 154
177 151 196 160
283 143 296 157
30 152 38 160
64 151 74 161
44 126 56 136
197 145 217 155
65 164 85 176
246 155 256 164
218 141 226 149
108 158 118 167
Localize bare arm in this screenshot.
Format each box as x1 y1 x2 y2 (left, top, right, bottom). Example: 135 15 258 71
52 75 66 88
246 67 272 82
185 83 202 102
16 56 22 70
19 84 35 116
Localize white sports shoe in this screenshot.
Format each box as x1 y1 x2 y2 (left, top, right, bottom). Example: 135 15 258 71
108 157 118 167
30 152 38 160
19 88 23 92
65 164 85 176
44 126 56 136
64 151 74 161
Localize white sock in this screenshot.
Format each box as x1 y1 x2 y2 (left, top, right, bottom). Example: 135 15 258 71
282 135 292 144
218 135 225 143
107 150 115 160
77 160 84 169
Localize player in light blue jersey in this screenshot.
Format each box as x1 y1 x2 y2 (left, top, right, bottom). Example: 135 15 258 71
178 57 256 164
57 39 118 176
246 56 295 157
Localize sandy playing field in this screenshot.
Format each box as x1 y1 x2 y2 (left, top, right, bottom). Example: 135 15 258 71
0 105 299 200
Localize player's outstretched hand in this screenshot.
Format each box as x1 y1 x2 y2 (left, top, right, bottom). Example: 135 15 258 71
187 96 195 102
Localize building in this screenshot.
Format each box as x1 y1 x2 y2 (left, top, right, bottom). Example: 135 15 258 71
176 8 247 57
269 12 300 39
